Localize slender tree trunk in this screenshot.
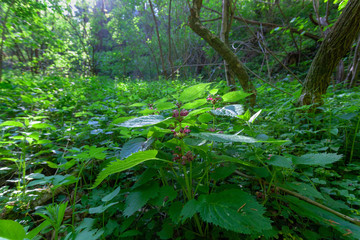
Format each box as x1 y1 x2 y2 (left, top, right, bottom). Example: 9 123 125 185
299 0 360 105
148 0 167 77
188 0 256 106
220 0 235 86
0 3 12 82
167 0 174 77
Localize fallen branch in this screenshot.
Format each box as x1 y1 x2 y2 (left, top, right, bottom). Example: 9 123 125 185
234 170 360 227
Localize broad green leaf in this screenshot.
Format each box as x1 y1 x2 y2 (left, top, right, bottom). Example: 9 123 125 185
211 104 244 117
0 220 26 240
120 115 166 128
178 83 211 103
197 190 272 234
155 102 176 111
168 202 183 224
102 187 121 202
222 91 252 103
293 153 342 166
129 103 147 107
182 99 207 109
124 182 160 216
150 186 177 206
191 132 257 143
120 138 146 159
157 223 174 239
89 202 118 214
92 150 168 188
0 121 24 128
267 155 293 168
186 107 212 117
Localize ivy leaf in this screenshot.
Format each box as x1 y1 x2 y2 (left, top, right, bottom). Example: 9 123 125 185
92 150 168 188
197 190 272 234
120 115 166 128
211 104 244 117
222 91 252 103
293 153 342 166
124 182 160 216
0 220 26 240
178 83 211 103
191 132 257 143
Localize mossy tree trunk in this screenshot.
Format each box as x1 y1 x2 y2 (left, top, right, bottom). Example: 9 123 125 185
299 0 360 106
188 0 256 106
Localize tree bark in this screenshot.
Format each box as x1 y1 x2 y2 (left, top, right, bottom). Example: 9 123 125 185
0 3 12 82
149 0 167 78
299 0 360 105
188 0 256 106
167 0 174 77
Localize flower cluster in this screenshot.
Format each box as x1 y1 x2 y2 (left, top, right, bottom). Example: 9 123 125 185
207 94 222 105
172 147 194 165
171 125 191 138
172 109 189 118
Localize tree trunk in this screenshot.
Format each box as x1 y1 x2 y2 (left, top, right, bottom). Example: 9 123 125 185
188 0 256 106
149 0 167 78
167 0 174 77
220 0 235 86
299 0 360 106
0 3 12 82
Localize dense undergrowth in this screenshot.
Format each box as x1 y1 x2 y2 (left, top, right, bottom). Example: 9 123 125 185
0 74 360 239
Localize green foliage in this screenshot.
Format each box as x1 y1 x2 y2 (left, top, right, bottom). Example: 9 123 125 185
0 220 26 240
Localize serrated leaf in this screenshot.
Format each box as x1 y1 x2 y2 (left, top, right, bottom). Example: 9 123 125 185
155 102 176 111
132 168 158 189
120 138 146 159
186 107 212 118
222 91 252 103
0 121 24 128
92 150 167 188
168 202 183 224
102 187 120 202
0 220 26 240
151 186 177 206
120 115 166 128
293 153 342 166
180 199 201 222
267 155 293 168
182 99 207 109
178 83 211 102
191 132 257 143
211 104 244 117
197 190 272 234
124 182 160 216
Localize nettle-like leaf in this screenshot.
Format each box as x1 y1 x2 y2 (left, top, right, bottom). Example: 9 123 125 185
211 104 244 117
191 132 257 143
92 150 169 188
155 102 175 111
197 190 272 234
0 121 24 128
178 83 211 103
267 155 293 169
293 153 342 166
120 115 167 128
124 182 160 216
222 90 252 103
